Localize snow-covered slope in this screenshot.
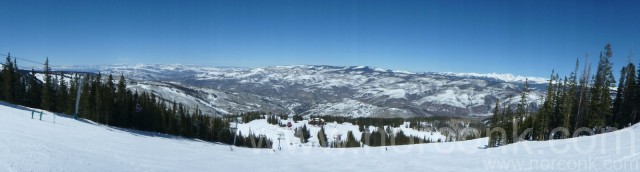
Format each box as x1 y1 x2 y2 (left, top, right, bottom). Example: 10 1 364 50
59 64 546 118
234 118 447 148
2 102 639 171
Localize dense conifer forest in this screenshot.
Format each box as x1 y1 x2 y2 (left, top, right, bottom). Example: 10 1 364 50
488 43 640 147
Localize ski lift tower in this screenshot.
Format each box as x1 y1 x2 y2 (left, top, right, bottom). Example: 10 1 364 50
73 76 84 120
277 132 285 151
230 117 241 150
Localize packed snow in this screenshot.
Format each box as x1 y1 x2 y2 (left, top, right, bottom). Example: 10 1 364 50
1 101 639 171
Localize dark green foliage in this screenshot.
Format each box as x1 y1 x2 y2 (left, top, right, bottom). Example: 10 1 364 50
331 131 360 148
310 115 483 147
267 115 279 125
0 56 270 149
56 72 70 114
344 131 360 147
292 114 303 123
2 53 15 103
294 124 310 143
41 58 54 111
358 126 430 147
25 69 42 108
317 127 328 147
587 44 615 128
489 44 640 148
311 115 479 132
613 62 638 128
279 114 288 120
488 100 503 147
242 131 272 149
229 111 263 123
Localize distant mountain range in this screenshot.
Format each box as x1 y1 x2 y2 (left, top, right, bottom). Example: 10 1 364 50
58 64 547 118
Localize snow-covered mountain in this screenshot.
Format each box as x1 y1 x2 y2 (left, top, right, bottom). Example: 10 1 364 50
59 64 547 118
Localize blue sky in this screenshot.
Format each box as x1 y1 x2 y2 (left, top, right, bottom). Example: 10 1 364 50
0 0 639 78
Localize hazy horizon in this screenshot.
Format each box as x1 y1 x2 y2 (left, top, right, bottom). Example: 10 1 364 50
2 0 639 78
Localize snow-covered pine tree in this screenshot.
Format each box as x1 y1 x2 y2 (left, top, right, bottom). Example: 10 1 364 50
317 127 328 147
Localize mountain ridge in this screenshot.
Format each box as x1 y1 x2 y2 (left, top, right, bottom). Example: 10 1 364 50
57 64 547 118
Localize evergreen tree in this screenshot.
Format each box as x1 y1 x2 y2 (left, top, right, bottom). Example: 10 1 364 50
488 99 502 147
613 66 628 128
2 53 14 102
26 69 42 108
80 75 95 120
94 73 104 123
68 74 78 115
105 74 115 124
12 59 25 104
294 124 311 143
317 127 328 147
507 104 516 143
562 60 579 133
41 57 54 111
550 75 564 139
587 44 615 129
535 71 557 140
344 131 359 147
574 55 592 130
515 79 530 139
56 71 69 113
116 74 129 126
616 62 637 128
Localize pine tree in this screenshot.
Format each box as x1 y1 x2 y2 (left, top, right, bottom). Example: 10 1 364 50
12 59 25 104
80 75 95 120
41 57 54 111
317 127 328 147
535 71 557 140
345 131 359 147
94 73 104 123
613 66 628 128
488 99 501 147
587 44 615 129
574 55 592 130
26 69 42 108
501 97 514 144
56 71 69 113
551 76 564 139
2 53 14 102
294 124 310 143
105 74 115 124
617 62 637 128
563 60 579 133
514 80 529 142
116 74 129 126
68 74 78 115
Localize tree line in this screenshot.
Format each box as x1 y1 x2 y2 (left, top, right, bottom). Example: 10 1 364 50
0 55 271 149
489 43 640 147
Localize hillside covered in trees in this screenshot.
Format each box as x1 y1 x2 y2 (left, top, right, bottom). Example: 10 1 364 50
488 43 640 147
0 55 271 149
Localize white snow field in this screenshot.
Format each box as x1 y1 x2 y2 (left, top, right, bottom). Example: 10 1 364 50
1 102 639 172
